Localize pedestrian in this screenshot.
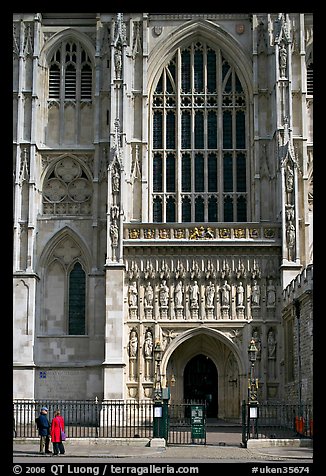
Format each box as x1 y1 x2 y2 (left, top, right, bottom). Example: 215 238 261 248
50 410 65 455
35 406 51 454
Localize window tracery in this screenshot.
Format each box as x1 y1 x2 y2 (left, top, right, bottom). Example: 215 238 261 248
151 41 248 223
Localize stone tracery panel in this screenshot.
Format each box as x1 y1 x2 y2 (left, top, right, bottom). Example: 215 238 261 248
42 156 92 215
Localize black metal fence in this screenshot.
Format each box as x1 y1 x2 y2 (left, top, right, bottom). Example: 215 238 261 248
168 400 207 445
242 401 313 444
13 399 154 439
14 399 313 444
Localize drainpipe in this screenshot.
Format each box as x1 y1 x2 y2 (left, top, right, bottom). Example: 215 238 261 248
293 299 302 414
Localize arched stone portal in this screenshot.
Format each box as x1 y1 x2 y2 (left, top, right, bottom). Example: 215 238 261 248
163 330 242 420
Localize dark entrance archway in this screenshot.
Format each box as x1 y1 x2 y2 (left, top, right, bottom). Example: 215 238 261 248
183 354 218 418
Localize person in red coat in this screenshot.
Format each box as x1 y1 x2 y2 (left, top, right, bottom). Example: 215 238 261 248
50 410 65 455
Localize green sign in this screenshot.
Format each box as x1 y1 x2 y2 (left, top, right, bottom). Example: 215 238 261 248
191 405 204 425
190 405 205 440
191 425 205 439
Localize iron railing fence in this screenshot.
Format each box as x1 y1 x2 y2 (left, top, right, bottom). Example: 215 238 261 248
13 399 154 439
168 400 206 445
243 402 313 443
14 399 313 443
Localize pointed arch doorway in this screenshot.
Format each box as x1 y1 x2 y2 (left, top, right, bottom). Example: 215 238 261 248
184 354 218 418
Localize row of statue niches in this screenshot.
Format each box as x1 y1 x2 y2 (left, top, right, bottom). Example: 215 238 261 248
127 328 277 361
128 279 276 309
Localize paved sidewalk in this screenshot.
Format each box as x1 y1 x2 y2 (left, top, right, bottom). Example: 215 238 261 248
13 438 313 462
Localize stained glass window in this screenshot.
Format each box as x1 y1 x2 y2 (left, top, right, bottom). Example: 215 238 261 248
151 41 248 222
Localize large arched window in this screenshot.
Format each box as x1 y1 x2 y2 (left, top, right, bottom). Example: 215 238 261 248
151 41 248 223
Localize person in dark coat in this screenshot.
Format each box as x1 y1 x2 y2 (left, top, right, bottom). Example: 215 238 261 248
36 407 51 454
50 409 65 455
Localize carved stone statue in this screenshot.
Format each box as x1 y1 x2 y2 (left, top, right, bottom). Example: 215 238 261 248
205 281 215 307
220 280 231 306
267 279 276 307
144 282 154 307
189 281 199 306
267 330 276 359
144 330 153 358
251 280 260 306
128 281 138 307
128 329 138 358
236 282 244 306
174 281 183 307
159 280 169 307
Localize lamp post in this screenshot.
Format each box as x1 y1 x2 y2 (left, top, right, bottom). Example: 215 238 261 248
153 341 167 439
153 341 163 401
247 338 259 438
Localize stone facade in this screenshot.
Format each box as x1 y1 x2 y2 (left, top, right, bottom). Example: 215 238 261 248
282 265 313 406
13 13 313 418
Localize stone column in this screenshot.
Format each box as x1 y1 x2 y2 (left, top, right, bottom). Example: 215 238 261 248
103 264 125 399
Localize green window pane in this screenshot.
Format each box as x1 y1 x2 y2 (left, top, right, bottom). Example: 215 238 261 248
182 154 191 192
166 196 176 222
69 262 85 335
153 112 163 149
207 49 216 93
195 112 204 149
208 111 217 149
208 154 217 192
194 49 203 92
181 50 191 92
208 196 218 221
153 153 162 192
166 111 175 149
195 196 204 221
223 111 232 148
235 74 243 93
182 196 191 222
237 195 247 221
155 76 163 94
181 111 191 149
195 154 204 192
166 153 176 192
153 196 162 222
236 153 246 192
222 59 230 82
224 196 233 222
223 153 233 192
236 110 245 149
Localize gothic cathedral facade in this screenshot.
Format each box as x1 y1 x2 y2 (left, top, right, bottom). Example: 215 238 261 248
13 13 313 420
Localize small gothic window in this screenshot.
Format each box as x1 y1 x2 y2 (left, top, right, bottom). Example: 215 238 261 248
68 262 86 335
48 40 93 102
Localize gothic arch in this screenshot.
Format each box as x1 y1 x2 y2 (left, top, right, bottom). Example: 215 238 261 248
161 327 246 377
40 153 93 184
148 20 253 98
39 28 96 68
37 226 92 273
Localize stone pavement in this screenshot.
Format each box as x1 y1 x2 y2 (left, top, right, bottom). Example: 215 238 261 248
13 438 313 462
